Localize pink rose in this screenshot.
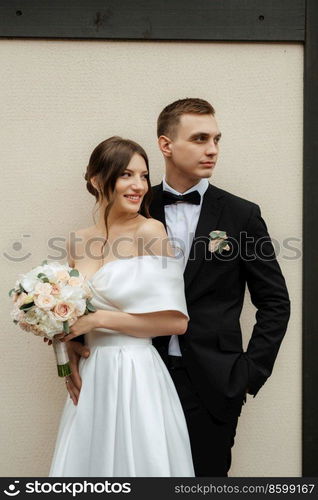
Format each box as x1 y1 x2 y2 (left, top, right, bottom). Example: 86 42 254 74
19 321 33 332
53 302 75 321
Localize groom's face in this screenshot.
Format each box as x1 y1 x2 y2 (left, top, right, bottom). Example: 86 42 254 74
168 113 221 181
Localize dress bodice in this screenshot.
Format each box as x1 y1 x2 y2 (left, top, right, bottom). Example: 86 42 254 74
85 255 188 344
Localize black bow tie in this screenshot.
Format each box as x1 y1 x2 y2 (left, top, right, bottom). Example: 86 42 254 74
162 190 201 206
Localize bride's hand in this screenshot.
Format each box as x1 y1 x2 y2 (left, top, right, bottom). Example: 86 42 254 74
60 311 101 342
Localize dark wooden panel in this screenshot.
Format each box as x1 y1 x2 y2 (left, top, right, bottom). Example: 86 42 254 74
0 0 305 41
303 0 318 478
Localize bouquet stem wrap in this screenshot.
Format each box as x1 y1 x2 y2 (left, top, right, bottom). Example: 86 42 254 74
52 337 72 377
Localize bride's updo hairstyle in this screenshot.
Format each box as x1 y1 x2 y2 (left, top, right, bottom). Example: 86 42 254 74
84 136 152 252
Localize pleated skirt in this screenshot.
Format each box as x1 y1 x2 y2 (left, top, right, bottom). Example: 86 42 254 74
49 334 194 477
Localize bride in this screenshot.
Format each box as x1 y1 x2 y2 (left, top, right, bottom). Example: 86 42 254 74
48 136 194 477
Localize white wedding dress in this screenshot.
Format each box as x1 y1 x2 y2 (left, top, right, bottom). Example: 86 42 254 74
49 255 194 477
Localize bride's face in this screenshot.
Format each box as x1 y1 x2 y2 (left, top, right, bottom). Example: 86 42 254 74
113 153 149 214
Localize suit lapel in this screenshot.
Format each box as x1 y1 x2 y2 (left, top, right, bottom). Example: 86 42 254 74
184 184 225 290
150 183 167 228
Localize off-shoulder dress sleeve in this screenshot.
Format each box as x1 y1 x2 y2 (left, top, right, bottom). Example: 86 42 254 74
93 255 188 319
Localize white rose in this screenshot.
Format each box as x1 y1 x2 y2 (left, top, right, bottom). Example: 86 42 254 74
23 310 37 325
82 282 93 300
59 285 85 301
41 262 71 281
74 299 86 317
41 311 64 338
20 276 39 293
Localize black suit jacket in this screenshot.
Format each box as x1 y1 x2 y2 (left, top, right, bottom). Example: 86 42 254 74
150 183 290 421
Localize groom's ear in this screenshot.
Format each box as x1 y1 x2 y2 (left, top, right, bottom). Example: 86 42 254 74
158 135 172 158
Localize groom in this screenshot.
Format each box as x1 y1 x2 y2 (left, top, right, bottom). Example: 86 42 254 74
68 98 290 476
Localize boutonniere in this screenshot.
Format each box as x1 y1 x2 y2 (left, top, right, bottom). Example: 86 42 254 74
208 230 230 253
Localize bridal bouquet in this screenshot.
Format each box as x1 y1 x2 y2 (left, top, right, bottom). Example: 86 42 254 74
9 260 96 377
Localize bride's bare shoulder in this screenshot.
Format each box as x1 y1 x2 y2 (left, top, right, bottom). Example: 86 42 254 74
135 217 166 238
135 217 174 257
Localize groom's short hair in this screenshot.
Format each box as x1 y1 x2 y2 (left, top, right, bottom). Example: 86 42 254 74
157 98 215 139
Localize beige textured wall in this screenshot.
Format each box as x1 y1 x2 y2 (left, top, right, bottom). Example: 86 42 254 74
0 40 302 477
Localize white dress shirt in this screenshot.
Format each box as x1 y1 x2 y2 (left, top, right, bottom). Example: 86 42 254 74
162 177 210 356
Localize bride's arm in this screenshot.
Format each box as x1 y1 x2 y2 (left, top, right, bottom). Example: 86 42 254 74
98 310 188 338
60 308 187 342
96 310 188 337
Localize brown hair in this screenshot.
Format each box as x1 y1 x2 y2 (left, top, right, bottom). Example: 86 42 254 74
157 98 215 139
84 136 152 257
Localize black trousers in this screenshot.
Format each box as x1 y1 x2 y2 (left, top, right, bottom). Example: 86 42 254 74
168 356 239 477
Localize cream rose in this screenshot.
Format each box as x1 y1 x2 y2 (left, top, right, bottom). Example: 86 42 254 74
34 282 53 295
52 302 75 321
15 292 28 307
208 239 230 253
55 270 71 283
10 306 25 322
68 276 84 287
34 294 56 310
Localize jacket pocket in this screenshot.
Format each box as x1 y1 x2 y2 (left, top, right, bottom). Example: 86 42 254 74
217 329 243 352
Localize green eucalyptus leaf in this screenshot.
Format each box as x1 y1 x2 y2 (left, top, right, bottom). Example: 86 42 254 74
218 240 229 253
63 321 69 334
8 288 15 297
210 231 221 239
19 302 35 311
86 300 96 312
209 230 227 240
69 269 80 277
